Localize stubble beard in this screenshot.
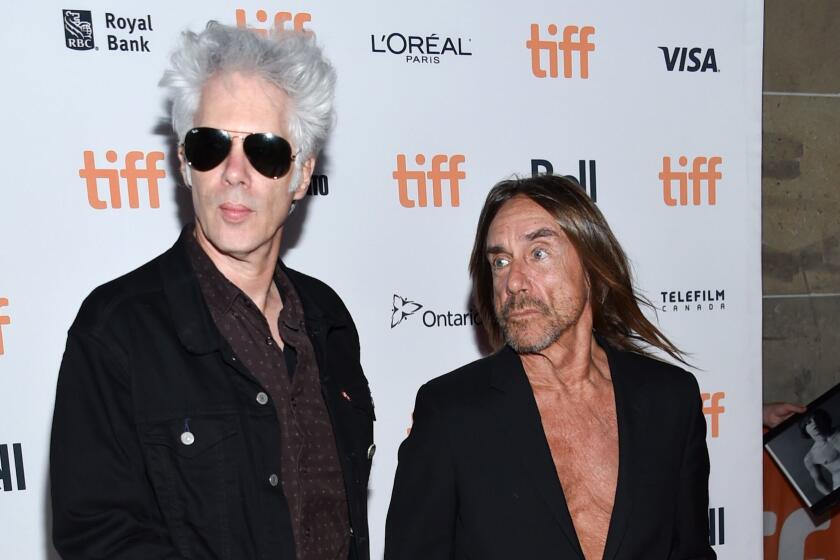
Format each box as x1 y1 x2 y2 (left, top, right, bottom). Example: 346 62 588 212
496 293 585 354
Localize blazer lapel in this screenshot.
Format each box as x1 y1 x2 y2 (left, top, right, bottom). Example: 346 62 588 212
487 347 585 559
600 342 644 560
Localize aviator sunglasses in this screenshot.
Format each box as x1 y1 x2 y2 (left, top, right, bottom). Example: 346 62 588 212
182 127 297 179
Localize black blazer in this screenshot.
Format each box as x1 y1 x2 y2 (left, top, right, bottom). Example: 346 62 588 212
51 231 374 560
385 343 715 560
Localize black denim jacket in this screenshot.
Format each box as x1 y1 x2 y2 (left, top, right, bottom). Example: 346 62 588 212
50 232 374 560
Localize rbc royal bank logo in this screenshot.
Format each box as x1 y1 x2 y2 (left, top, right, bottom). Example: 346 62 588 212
660 156 722 206
63 10 95 51
527 24 595 78
393 153 465 208
79 150 166 209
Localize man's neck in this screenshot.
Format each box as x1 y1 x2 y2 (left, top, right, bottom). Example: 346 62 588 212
519 310 610 390
193 226 282 314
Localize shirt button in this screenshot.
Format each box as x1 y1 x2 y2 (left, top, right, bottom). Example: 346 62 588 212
180 431 195 446
265 337 273 346
268 473 279 487
256 392 269 405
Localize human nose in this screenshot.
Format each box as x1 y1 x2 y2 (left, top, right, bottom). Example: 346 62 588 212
221 137 249 186
505 258 530 294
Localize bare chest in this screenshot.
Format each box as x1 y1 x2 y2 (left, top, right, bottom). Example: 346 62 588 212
533 387 619 559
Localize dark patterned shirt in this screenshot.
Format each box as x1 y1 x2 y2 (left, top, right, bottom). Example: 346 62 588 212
187 233 350 560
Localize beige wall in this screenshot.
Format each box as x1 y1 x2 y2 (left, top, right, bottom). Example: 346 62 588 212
763 0 840 403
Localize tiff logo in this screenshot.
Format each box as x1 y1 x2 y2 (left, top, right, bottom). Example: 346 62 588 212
708 507 725 546
702 392 725 438
79 150 165 209
0 298 9 356
235 9 312 35
526 24 595 78
0 444 26 492
660 156 722 206
531 159 597 201
393 154 465 208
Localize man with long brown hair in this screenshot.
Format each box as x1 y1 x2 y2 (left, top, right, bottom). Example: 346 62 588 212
385 175 715 559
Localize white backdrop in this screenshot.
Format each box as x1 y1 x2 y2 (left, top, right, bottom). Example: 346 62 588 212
0 1 763 558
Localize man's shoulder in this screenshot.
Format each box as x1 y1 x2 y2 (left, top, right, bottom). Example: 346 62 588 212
71 249 170 337
284 265 341 301
283 265 353 322
612 346 701 398
419 351 502 405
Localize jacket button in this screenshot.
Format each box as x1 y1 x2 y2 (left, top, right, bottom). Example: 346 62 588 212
256 392 269 405
180 431 195 446
268 474 279 487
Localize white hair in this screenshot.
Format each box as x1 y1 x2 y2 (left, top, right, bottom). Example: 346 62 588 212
160 21 335 189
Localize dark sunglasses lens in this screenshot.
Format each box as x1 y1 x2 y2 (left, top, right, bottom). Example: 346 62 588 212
243 134 293 179
183 128 231 172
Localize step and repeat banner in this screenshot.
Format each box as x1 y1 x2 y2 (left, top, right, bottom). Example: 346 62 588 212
764 449 840 558
1 1 763 558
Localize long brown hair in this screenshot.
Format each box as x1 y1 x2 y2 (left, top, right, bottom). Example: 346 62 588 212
469 175 686 363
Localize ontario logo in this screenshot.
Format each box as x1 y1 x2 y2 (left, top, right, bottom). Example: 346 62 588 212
63 10 95 51
371 32 472 64
391 294 481 329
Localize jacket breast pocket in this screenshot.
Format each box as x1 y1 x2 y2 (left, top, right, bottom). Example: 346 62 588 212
139 415 239 559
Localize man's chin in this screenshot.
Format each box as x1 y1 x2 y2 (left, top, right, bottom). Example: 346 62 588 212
503 329 554 354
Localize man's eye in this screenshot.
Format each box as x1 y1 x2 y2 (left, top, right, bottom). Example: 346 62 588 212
492 257 509 269
533 248 548 260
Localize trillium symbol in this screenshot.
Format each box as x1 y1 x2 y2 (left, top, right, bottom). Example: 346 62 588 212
391 294 423 328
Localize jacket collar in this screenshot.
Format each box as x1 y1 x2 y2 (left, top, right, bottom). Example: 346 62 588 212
160 227 345 354
160 228 221 354
485 336 643 560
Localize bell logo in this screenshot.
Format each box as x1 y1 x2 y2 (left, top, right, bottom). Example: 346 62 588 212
235 9 312 35
660 156 722 206
79 150 165 209
709 507 725 546
0 443 26 492
526 24 595 79
393 153 465 208
702 392 725 438
306 174 329 197
531 159 597 201
0 298 9 356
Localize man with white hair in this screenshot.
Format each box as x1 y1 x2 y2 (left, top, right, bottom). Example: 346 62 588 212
51 22 374 560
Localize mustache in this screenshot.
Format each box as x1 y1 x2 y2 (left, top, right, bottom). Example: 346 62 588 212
500 295 550 320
